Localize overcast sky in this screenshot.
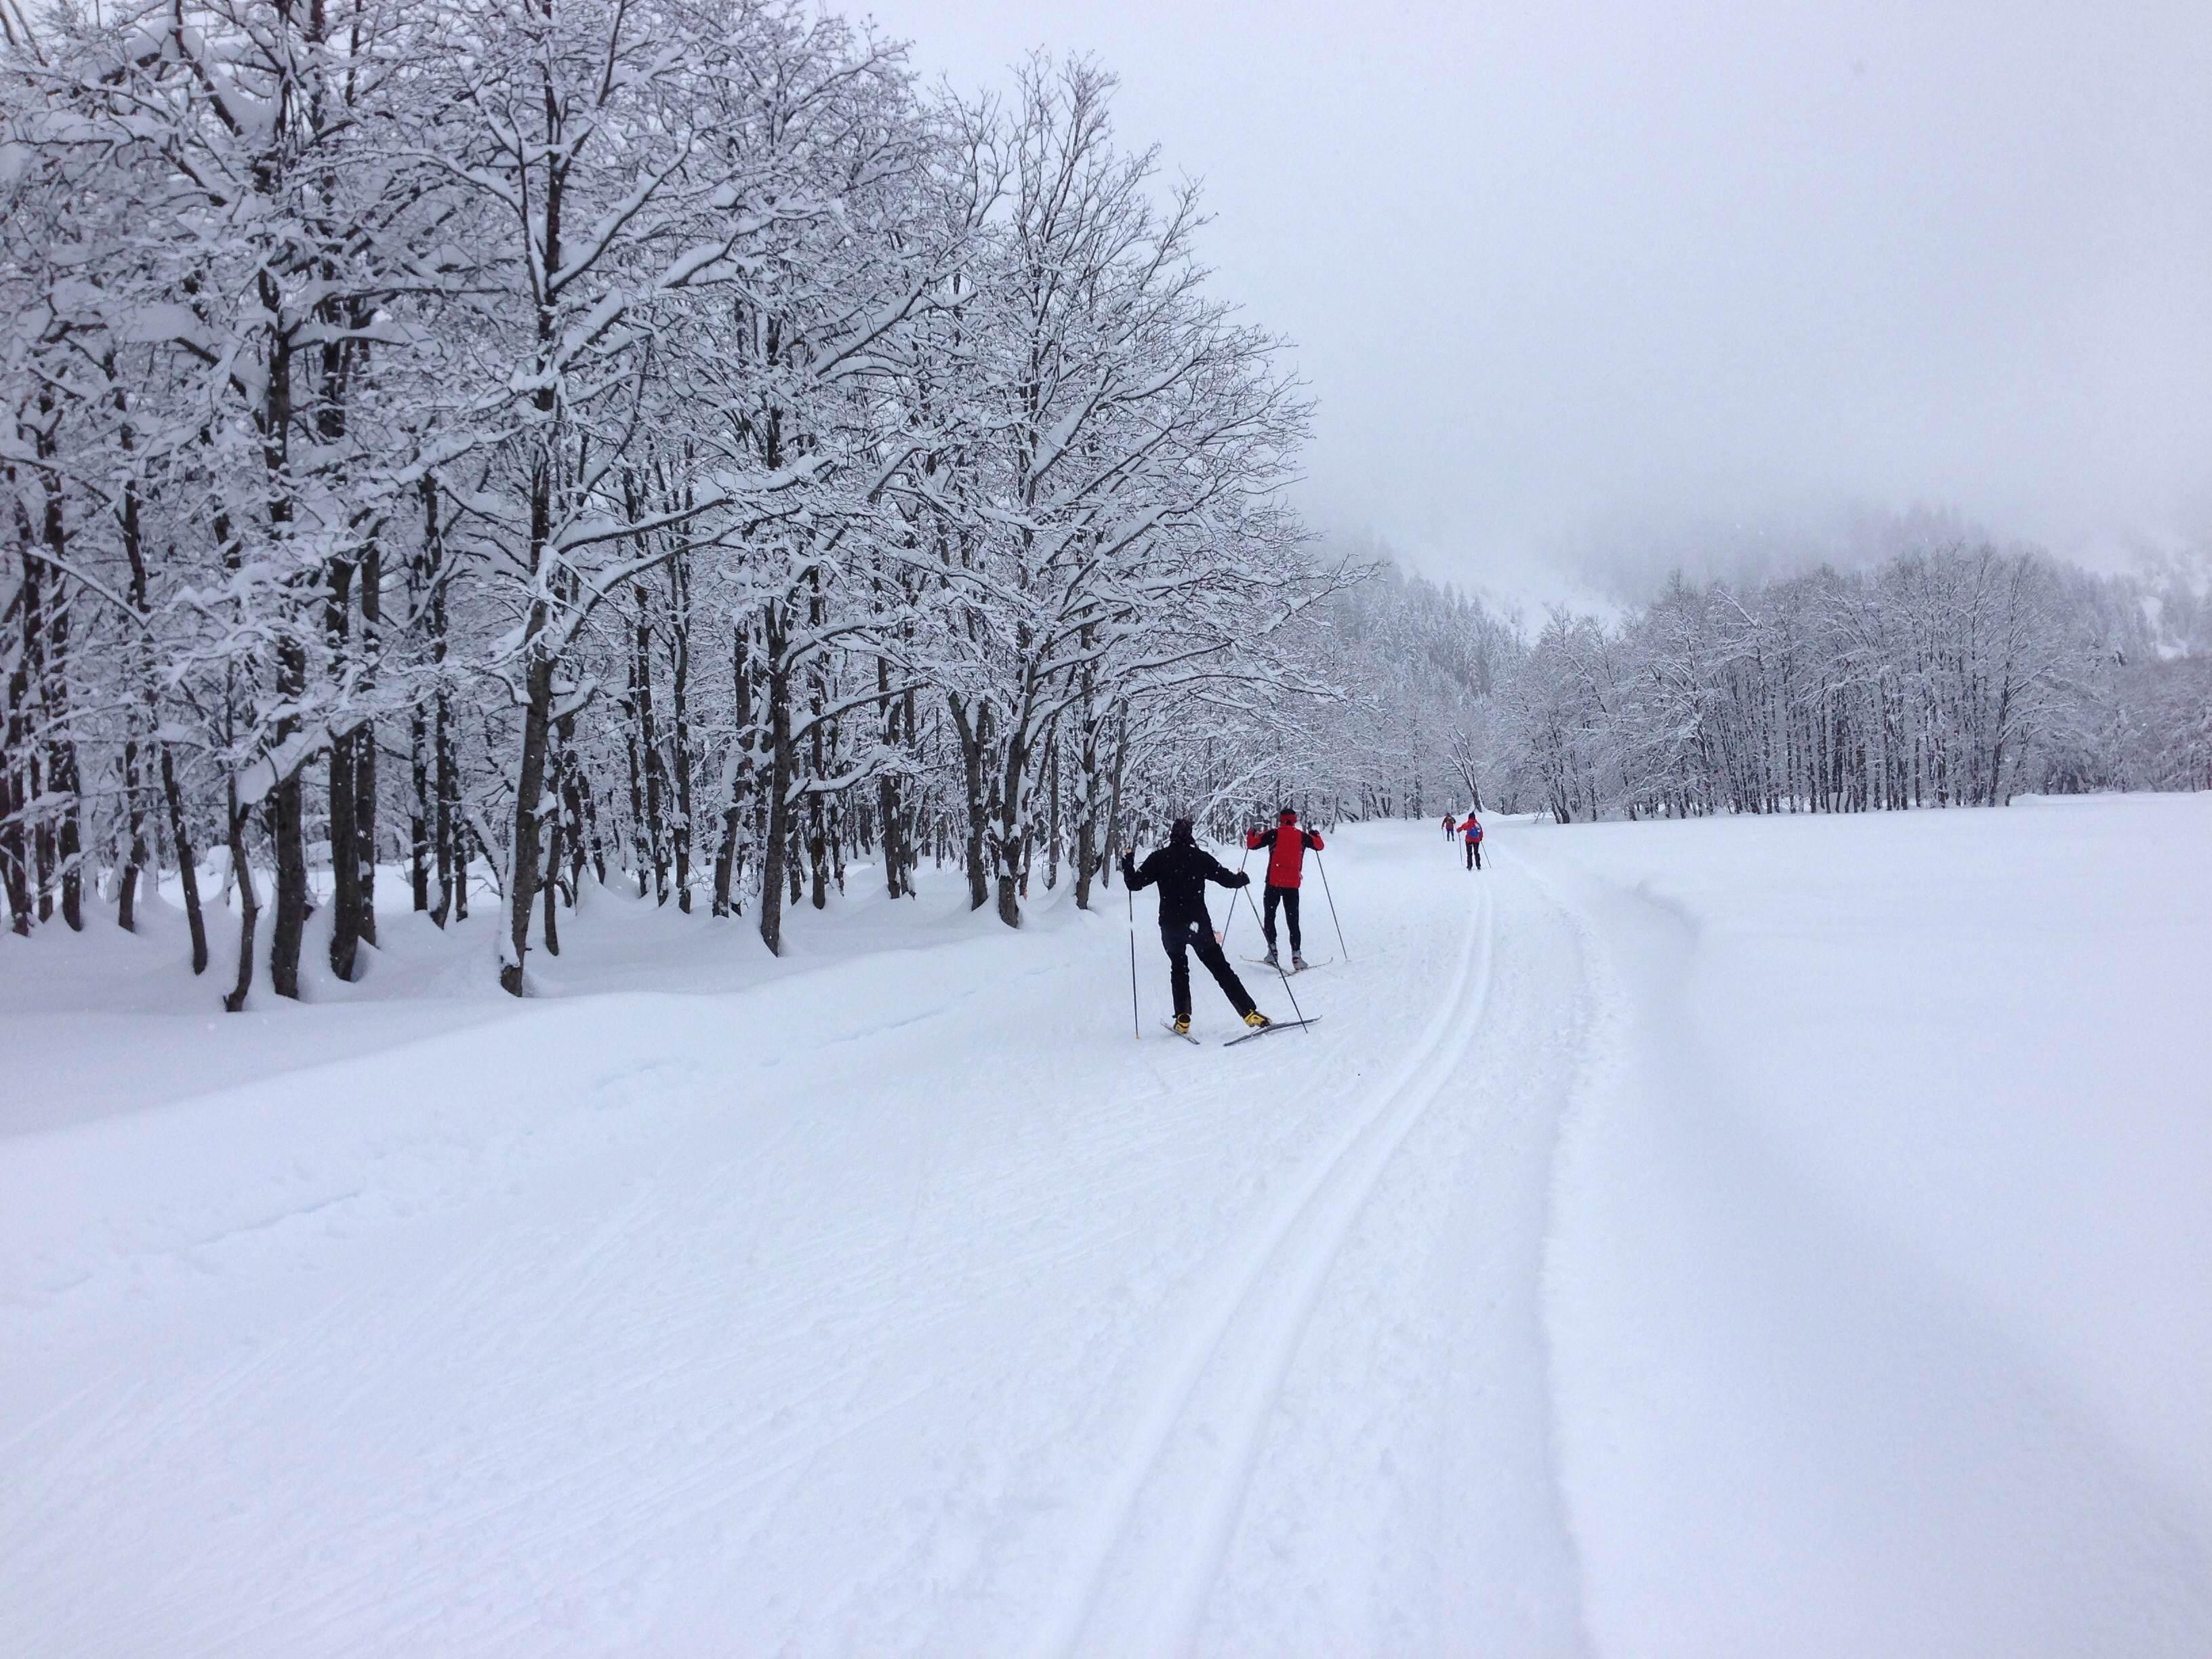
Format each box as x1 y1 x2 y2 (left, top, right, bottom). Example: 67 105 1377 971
859 0 2212 601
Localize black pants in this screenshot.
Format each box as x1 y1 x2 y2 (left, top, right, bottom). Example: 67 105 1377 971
1261 884 1302 956
1162 918 1255 1021
1465 840 1482 870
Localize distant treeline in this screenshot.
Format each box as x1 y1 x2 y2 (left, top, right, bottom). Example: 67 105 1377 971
1286 543 2210 823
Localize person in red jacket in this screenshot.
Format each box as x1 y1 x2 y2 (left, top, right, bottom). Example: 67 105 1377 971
1245 806 1324 969
1458 811 1484 871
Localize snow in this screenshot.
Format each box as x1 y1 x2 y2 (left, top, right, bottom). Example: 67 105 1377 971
1530 795 2212 1656
5 799 2210 1654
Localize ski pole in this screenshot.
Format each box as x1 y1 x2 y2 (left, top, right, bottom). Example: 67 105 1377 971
1313 848 1350 962
1127 875 1140 1040
1221 841 1253 951
1240 882 1310 1031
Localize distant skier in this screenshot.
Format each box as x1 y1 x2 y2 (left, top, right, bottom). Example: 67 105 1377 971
1440 813 1454 840
1124 819 1269 1036
1458 811 1484 871
1244 806 1324 970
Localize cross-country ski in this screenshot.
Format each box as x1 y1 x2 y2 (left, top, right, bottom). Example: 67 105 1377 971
1164 1015 1319 1047
5 3 2210 1654
1223 1015 1323 1046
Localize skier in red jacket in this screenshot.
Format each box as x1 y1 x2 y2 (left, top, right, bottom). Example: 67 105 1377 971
1458 812 1484 871
1245 806 1324 970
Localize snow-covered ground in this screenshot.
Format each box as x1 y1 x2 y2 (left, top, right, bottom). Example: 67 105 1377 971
5 797 2209 1656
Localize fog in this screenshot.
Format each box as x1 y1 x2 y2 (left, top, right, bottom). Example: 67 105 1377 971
859 0 2212 601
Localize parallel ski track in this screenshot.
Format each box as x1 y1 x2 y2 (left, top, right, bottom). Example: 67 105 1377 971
1037 876 1499 1658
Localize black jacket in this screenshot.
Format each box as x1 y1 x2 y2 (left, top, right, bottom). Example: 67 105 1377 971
1123 842 1249 930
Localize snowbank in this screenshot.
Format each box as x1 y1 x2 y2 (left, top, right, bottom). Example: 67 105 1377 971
1532 794 2212 1656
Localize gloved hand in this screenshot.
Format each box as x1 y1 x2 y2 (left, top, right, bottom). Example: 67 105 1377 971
1235 871 1252 887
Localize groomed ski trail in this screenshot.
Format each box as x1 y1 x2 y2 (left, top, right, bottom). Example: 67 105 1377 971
1038 876 1502 1656
3 825 1607 1656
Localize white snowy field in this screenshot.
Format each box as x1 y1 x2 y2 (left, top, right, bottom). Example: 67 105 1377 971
3 797 2209 1656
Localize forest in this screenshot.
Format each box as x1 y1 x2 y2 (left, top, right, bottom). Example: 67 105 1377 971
5 0 2207 1003
1315 540 2212 827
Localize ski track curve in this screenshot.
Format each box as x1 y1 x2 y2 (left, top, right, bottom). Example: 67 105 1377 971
1036 874 1500 1659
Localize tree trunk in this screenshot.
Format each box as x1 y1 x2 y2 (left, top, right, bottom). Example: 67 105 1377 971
757 607 794 956
499 647 555 997
1 535 30 934
452 811 470 922
270 762 307 999
47 739 81 924
329 710 361 979
30 415 83 932
623 631 649 898
712 618 754 918
542 723 563 958
436 676 461 924
411 703 431 911
712 798 745 916
876 655 907 899
1099 702 1130 895
1044 729 1061 890
634 588 668 903
1073 712 1100 910
948 695 993 910
898 688 920 894
356 539 380 946
0 743 27 937
0 781 25 935
222 796 260 1013
807 731 830 912
33 757 52 923
119 728 149 933
108 357 181 948
500 105 565 997
558 710 587 900
992 709 1032 928
668 552 694 912
325 522 368 977
419 479 457 926
802 580 830 912
160 744 209 972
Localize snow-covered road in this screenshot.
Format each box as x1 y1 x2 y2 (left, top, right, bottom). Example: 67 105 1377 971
5 802 2209 1655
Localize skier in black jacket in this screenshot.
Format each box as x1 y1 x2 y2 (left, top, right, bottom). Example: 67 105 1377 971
1123 818 1269 1036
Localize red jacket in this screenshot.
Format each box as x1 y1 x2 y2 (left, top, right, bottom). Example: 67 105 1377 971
1246 817 1322 888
